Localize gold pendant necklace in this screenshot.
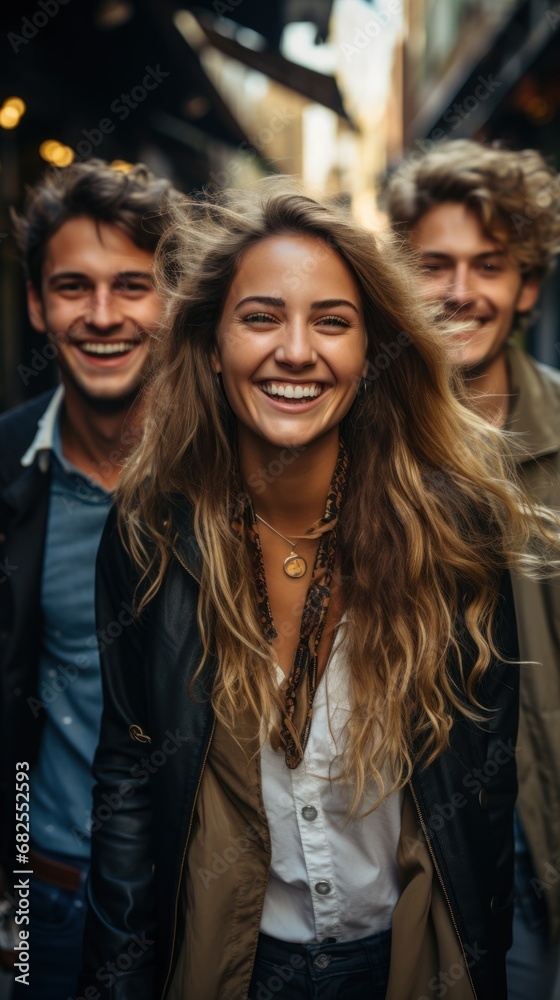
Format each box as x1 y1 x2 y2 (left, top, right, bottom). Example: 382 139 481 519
255 514 308 578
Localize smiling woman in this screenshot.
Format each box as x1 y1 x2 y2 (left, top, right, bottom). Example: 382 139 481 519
78 181 560 1000
213 234 367 461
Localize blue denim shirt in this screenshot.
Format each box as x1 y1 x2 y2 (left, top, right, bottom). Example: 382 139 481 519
28 394 112 860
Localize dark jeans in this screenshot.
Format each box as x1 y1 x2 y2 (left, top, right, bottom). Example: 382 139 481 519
248 927 391 1000
12 861 88 1000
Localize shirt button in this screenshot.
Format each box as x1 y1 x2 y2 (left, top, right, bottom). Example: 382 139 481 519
314 953 331 970
302 805 318 821
315 881 331 895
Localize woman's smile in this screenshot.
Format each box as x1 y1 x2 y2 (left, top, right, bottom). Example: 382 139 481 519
259 380 325 400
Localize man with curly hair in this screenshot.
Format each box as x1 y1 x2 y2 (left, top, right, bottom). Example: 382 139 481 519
0 159 182 998
386 139 560 1000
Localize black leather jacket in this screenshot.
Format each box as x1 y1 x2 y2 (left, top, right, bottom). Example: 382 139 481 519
78 502 519 1000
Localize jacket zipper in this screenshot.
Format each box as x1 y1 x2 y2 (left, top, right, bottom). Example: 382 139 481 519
171 544 201 584
161 717 216 998
161 542 212 998
409 783 478 1000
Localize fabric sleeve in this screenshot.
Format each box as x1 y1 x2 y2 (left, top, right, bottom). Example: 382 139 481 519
77 505 156 1000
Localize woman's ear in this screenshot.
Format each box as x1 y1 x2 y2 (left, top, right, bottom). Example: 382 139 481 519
211 348 222 374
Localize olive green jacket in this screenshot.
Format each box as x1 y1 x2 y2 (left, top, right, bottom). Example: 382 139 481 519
507 342 560 944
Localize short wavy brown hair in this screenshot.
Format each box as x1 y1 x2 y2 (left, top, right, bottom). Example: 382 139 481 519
385 139 560 278
12 159 184 289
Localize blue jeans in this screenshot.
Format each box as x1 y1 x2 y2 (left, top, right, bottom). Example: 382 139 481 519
12 863 88 1000
248 928 391 999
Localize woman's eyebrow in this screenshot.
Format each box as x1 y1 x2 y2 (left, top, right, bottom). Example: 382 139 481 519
311 298 360 314
234 296 285 309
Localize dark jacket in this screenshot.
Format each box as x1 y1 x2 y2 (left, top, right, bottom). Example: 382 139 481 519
0 390 57 869
79 501 519 1000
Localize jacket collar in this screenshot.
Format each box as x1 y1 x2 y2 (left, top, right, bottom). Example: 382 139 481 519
1 388 64 515
506 341 560 464
20 384 65 469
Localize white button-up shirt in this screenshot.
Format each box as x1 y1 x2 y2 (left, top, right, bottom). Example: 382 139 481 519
260 626 402 943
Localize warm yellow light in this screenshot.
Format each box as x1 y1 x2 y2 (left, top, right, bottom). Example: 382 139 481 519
0 106 21 129
4 97 26 116
51 145 75 167
39 140 59 159
39 140 75 166
110 159 134 173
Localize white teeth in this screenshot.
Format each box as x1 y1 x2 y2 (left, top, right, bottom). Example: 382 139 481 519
80 342 137 355
261 382 323 400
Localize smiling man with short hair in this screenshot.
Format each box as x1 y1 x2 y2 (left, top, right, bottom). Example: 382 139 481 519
386 139 560 1000
0 159 182 998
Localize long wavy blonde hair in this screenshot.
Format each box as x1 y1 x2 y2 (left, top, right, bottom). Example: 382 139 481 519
118 180 558 812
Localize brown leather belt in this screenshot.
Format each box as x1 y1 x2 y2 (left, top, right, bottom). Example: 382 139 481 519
29 849 83 892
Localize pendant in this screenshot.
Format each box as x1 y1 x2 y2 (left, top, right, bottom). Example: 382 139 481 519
283 551 307 578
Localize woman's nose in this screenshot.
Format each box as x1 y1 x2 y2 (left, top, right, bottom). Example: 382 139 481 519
274 321 318 367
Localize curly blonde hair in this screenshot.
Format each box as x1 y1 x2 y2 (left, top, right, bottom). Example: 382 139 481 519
385 139 560 277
